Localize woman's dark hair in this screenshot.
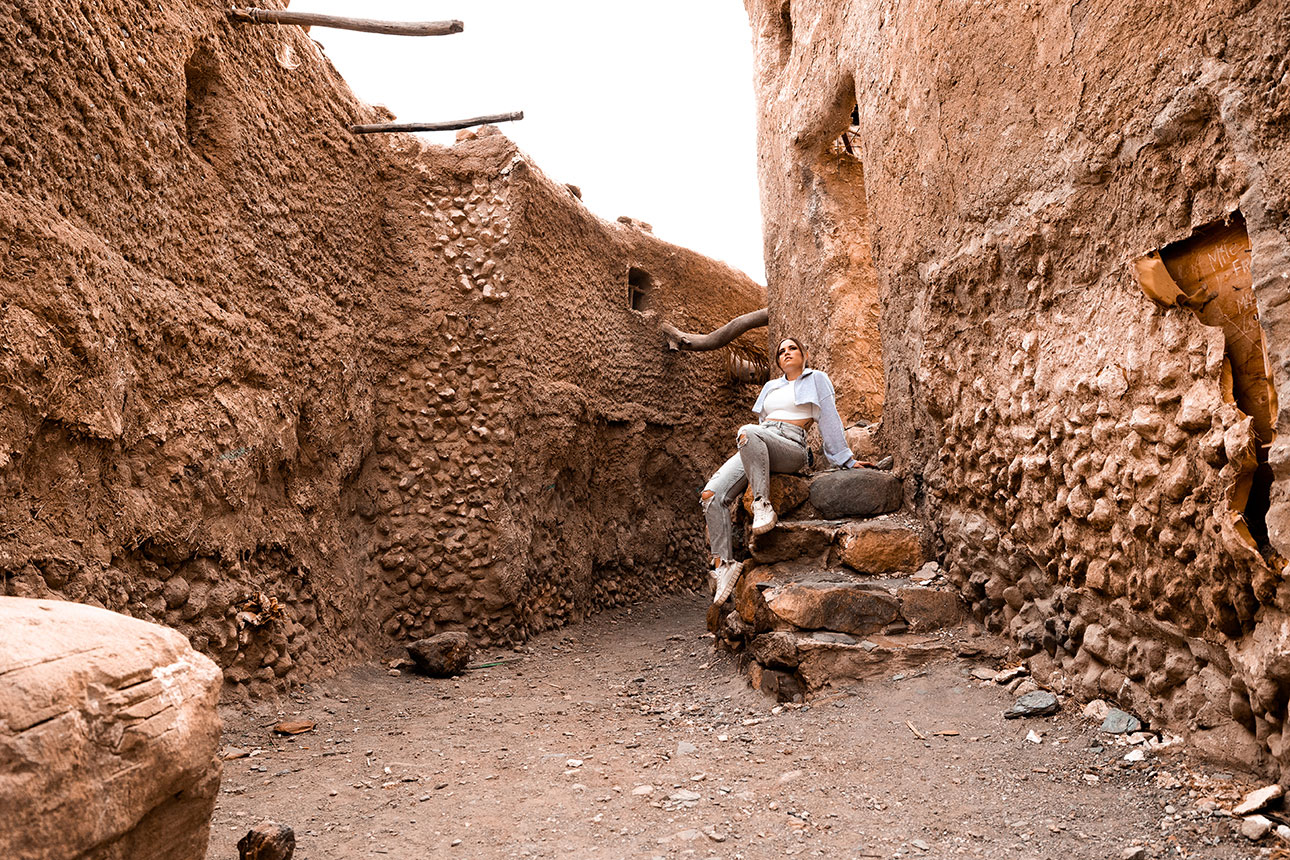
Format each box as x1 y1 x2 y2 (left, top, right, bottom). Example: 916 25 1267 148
775 337 808 370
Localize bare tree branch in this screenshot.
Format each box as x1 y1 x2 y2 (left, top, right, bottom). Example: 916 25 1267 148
662 308 768 351
229 8 464 37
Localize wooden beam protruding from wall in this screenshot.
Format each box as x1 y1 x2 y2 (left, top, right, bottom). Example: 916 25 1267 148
229 8 464 37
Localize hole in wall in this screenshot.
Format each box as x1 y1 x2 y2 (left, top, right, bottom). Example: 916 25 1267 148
1136 211 1280 555
183 42 238 169
628 267 655 313
777 2 794 62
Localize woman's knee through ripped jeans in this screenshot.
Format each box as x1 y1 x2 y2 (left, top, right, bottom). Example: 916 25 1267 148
700 422 808 563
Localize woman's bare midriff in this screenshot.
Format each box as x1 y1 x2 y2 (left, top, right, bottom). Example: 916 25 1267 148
771 417 813 428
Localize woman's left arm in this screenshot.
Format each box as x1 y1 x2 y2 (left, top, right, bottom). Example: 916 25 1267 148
815 374 858 468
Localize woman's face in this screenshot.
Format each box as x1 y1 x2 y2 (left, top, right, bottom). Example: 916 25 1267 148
777 339 805 374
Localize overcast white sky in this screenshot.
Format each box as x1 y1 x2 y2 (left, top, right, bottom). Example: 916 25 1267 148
292 1 767 282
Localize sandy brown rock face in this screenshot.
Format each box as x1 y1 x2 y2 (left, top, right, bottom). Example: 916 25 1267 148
0 597 223 860
0 0 764 695
745 0 1290 775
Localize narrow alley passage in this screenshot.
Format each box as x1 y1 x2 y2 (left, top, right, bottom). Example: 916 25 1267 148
210 594 1262 860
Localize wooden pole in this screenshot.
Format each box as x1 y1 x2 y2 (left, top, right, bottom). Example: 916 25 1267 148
663 308 769 352
350 112 525 135
229 8 464 37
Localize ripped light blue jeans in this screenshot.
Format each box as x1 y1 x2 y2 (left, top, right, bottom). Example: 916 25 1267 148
701 421 808 563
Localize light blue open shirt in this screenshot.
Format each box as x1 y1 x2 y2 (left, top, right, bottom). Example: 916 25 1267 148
750 367 856 468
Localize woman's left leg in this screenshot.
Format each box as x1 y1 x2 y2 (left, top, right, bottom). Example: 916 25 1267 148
701 451 747 564
737 424 808 502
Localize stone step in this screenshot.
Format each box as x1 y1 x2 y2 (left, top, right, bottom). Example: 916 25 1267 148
710 562 973 703
746 516 928 574
732 563 964 636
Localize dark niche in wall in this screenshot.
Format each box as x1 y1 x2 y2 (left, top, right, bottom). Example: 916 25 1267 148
183 42 239 171
628 267 655 313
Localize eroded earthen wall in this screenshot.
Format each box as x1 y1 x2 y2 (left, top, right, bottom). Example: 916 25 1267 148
746 0 1290 773
0 0 764 695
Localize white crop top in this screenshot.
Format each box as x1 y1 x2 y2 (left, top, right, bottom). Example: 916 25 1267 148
761 382 819 422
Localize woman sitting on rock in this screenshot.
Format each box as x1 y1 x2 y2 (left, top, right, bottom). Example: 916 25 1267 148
701 337 862 604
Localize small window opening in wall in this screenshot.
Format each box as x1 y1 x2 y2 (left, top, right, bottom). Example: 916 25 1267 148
777 2 793 61
628 267 655 313
183 43 237 167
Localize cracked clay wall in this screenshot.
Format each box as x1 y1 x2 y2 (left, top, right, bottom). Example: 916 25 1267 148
746 0 1290 775
0 0 764 696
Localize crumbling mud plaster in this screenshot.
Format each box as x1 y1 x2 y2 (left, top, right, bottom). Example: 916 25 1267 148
745 0 1290 774
0 0 765 697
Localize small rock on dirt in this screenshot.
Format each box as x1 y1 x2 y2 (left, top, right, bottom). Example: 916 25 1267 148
1121 847 1147 860
1082 699 1112 722
407 632 473 677
238 821 295 860
1233 784 1283 816
1003 690 1059 719
969 667 996 681
993 666 1028 684
1100 708 1143 734
1241 815 1273 841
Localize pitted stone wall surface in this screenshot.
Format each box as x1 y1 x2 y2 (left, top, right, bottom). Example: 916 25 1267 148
745 0 1290 773
0 0 764 696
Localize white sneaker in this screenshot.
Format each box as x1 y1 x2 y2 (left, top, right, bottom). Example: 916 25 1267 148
712 560 743 605
750 499 777 535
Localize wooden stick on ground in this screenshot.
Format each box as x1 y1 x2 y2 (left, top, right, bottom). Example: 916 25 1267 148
662 307 769 352
229 8 464 37
350 112 525 135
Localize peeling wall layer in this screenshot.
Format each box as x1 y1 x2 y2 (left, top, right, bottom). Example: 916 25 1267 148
744 0 1290 774
0 0 765 696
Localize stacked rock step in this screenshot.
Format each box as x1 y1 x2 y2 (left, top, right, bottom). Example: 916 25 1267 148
713 468 971 702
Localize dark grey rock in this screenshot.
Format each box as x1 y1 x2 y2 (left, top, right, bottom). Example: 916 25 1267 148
407 632 473 677
1100 708 1144 734
751 631 801 670
1003 690 1060 719
811 631 858 644
808 470 902 518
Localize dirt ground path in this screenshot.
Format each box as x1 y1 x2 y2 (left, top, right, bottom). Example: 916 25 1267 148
209 594 1270 859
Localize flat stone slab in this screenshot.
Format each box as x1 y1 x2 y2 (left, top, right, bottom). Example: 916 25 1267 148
793 634 953 692
808 469 902 519
749 520 842 564
839 519 926 573
764 580 902 636
0 597 224 860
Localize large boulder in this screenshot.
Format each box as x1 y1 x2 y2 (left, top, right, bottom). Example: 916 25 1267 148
808 469 902 518
0 597 223 860
407 631 473 676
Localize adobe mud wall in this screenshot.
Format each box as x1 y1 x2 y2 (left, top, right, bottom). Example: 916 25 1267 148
746 0 1290 774
0 0 764 696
